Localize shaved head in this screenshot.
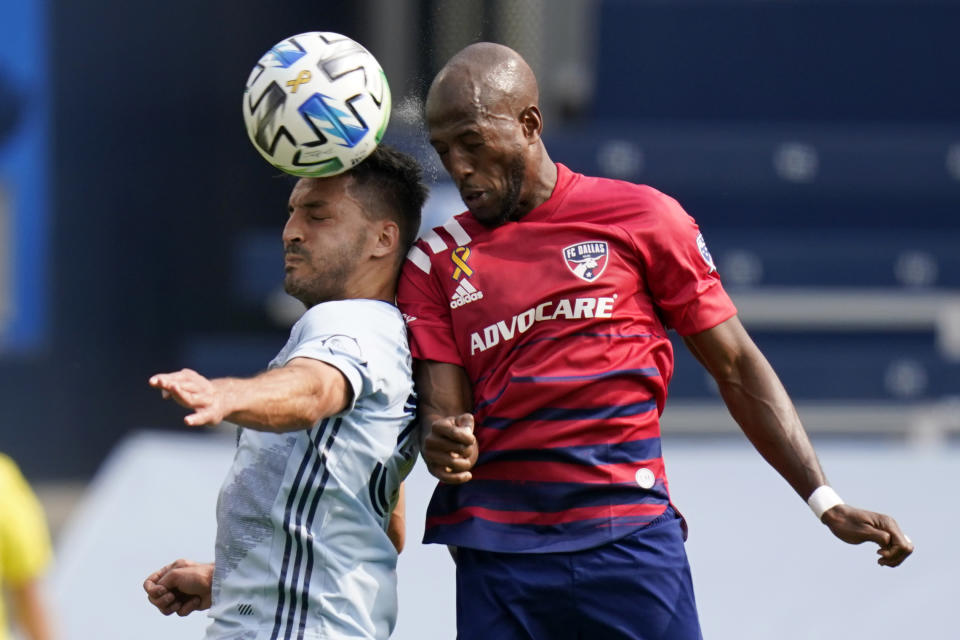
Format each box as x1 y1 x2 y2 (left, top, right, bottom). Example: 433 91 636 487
427 42 539 120
425 43 556 227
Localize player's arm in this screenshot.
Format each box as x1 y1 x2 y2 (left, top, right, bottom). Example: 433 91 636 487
387 483 406 553
415 359 478 484
9 579 54 640
149 357 350 431
683 315 913 567
0 458 55 640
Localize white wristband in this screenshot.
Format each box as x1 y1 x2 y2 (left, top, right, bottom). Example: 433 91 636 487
807 486 844 519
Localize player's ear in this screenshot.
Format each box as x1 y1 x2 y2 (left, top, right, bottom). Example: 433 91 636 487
371 219 400 259
519 105 543 142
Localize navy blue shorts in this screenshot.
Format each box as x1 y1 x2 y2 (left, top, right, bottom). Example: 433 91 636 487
454 508 702 640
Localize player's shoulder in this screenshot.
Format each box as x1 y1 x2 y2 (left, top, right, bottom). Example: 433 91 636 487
297 300 404 338
573 170 677 209
419 211 477 254
560 171 688 235
0 452 22 485
403 210 478 278
0 453 38 512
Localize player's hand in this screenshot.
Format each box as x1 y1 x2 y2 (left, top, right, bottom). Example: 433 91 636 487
821 504 914 567
143 558 214 616
423 413 478 484
149 369 226 427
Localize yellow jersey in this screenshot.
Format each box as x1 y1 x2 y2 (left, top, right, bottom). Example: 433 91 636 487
0 453 52 638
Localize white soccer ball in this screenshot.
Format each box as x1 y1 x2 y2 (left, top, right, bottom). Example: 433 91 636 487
242 32 391 177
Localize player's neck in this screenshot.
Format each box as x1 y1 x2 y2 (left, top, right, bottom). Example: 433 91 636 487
343 265 398 305
517 150 558 217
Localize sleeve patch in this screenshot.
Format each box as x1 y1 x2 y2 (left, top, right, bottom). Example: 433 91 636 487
696 232 717 273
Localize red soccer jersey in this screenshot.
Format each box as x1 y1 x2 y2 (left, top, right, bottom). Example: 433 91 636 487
397 164 737 553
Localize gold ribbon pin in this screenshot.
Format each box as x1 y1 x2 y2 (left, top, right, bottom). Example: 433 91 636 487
451 246 474 280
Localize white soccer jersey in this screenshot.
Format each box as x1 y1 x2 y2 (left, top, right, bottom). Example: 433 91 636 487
204 299 418 640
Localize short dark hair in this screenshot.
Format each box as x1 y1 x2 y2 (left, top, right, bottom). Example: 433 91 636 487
348 145 427 257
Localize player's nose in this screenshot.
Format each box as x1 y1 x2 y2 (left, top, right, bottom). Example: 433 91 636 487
446 148 474 185
282 212 305 244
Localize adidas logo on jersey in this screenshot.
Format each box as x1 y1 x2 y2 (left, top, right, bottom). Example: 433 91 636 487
450 279 484 309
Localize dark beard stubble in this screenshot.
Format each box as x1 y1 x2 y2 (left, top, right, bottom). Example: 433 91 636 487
283 234 363 307
478 153 527 229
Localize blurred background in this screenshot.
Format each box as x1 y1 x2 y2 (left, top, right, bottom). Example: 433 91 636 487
0 0 957 638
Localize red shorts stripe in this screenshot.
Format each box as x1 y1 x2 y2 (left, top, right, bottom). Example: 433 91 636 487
426 501 667 528
479 418 661 452
471 458 664 484
475 374 661 419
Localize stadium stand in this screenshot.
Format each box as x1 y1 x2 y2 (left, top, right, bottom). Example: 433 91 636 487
189 0 960 445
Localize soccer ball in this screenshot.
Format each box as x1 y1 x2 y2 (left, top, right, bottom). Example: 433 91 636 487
242 32 391 177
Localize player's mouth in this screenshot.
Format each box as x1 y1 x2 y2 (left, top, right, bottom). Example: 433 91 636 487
461 189 488 210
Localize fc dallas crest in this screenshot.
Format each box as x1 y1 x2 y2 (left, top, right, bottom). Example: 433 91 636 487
562 241 609 282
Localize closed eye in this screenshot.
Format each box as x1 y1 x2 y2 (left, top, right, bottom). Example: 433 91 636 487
460 132 485 149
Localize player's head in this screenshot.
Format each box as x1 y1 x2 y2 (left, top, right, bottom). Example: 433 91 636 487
426 42 548 228
282 145 427 306
347 144 427 259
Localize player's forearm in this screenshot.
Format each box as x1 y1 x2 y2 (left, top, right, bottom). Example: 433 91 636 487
684 318 827 499
414 360 473 440
415 362 472 415
11 581 54 640
387 484 406 553
215 362 348 432
715 349 827 498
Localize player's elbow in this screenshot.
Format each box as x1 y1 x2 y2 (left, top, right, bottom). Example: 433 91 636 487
263 400 328 432
305 397 332 425
311 390 351 423
700 338 764 389
284 359 352 424
280 400 333 430
294 387 351 428
278 415 322 431
707 357 744 388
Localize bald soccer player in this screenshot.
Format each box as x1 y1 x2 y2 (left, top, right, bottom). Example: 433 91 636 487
397 43 913 640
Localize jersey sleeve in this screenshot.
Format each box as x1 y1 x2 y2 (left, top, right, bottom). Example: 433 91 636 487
628 190 737 335
0 455 52 585
397 247 464 366
282 304 373 414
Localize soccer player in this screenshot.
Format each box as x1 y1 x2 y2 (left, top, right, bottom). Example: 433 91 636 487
396 43 914 639
0 453 56 640
142 145 427 640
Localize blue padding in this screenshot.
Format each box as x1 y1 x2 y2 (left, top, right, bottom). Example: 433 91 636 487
668 331 959 400
706 229 960 288
233 232 282 303
594 1 960 122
